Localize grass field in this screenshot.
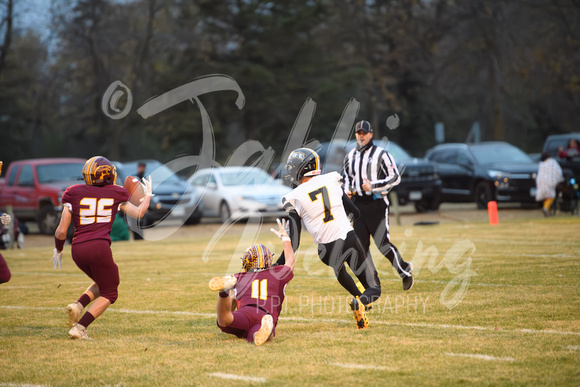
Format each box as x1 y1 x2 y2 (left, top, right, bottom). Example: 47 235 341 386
1 216 579 386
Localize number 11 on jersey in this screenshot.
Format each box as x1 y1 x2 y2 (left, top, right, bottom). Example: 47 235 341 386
251 279 268 300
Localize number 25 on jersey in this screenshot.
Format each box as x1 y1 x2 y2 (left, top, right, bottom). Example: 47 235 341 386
80 197 114 225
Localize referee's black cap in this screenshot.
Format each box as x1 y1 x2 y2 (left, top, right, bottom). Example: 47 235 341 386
355 120 372 133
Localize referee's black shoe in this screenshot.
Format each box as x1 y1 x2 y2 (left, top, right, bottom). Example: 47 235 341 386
402 263 414 291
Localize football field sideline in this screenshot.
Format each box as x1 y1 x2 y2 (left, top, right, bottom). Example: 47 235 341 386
2 304 579 337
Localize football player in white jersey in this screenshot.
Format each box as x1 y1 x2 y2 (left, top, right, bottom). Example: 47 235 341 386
275 148 381 329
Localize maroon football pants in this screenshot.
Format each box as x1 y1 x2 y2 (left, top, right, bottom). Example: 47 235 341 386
217 306 276 343
0 253 11 284
71 240 120 303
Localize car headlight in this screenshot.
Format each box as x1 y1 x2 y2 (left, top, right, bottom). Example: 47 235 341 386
487 170 502 179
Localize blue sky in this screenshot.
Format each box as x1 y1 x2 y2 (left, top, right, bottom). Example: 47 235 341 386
14 0 51 37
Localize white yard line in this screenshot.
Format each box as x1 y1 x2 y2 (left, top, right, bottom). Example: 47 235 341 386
0 305 214 318
329 363 390 371
2 305 579 336
12 271 575 288
208 373 266 383
522 254 576 258
446 353 515 362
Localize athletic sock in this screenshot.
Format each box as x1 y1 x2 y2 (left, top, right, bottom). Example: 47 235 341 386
77 294 91 308
78 312 96 328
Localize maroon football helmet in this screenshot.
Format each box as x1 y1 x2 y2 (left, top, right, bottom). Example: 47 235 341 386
82 156 117 186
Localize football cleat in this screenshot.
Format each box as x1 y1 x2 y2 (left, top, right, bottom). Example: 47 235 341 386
403 263 414 291
355 282 373 311
68 323 91 340
350 296 369 329
254 314 274 346
209 275 237 293
66 301 83 328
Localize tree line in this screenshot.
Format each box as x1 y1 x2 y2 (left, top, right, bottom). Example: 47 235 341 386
0 0 578 167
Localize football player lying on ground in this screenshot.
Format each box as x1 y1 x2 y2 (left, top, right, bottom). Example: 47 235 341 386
53 156 153 340
0 213 12 284
208 218 295 346
276 148 381 329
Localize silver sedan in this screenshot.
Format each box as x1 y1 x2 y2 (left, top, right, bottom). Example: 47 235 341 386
187 166 292 223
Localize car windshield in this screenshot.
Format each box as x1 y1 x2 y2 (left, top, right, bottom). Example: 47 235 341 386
470 145 533 164
383 142 412 160
220 169 272 186
121 161 181 183
37 163 85 183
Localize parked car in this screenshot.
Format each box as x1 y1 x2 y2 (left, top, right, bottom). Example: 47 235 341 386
0 158 86 234
317 139 442 212
187 166 292 223
425 142 538 209
113 160 203 226
542 133 580 180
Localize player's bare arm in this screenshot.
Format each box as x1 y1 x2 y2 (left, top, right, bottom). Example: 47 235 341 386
52 205 72 269
120 176 153 219
271 218 295 271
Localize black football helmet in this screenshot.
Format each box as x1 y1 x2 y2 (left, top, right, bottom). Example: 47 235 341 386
82 156 117 186
284 148 321 187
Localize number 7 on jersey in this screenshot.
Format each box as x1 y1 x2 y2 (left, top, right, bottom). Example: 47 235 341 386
308 186 335 223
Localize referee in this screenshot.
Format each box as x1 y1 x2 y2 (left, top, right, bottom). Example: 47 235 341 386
343 120 414 291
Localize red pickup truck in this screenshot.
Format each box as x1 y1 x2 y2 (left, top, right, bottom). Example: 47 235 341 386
0 158 86 234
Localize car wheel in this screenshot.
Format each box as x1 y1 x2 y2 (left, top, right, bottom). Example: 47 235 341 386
185 213 201 225
219 202 231 223
38 205 59 235
475 181 493 209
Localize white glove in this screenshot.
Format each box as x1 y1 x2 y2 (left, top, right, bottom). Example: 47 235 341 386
270 218 291 243
141 176 154 197
0 213 11 226
52 248 62 270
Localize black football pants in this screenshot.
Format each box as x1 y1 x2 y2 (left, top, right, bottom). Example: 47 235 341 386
318 231 381 306
352 196 411 278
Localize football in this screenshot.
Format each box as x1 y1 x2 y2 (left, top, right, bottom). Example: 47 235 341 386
123 175 145 206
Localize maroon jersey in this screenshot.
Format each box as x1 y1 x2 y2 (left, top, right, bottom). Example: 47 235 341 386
62 184 130 245
234 265 293 321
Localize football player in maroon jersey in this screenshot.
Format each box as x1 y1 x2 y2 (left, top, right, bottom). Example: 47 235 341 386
0 161 12 284
53 156 153 339
208 218 295 345
0 212 12 284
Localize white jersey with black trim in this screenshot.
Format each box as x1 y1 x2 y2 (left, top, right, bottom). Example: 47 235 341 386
282 172 352 244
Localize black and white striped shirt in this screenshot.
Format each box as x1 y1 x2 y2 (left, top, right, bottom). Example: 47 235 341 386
343 144 401 198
